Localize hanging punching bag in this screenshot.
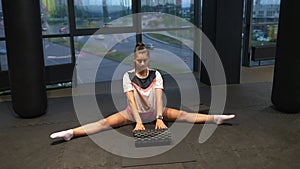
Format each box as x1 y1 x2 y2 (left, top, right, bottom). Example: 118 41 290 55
2 0 47 118
271 0 300 113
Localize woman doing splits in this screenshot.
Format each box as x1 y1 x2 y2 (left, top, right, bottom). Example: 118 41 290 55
50 43 235 141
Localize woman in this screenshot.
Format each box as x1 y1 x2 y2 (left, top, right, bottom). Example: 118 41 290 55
50 43 235 141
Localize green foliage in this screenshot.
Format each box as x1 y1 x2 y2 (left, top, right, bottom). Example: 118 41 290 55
42 0 67 18
47 37 69 46
148 33 183 45
167 30 194 40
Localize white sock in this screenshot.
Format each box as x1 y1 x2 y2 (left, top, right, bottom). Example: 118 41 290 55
214 114 235 125
50 129 74 141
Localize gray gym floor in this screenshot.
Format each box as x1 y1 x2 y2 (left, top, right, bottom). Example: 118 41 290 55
0 79 299 169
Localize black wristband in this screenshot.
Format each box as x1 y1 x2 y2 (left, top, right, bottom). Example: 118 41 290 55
156 115 163 120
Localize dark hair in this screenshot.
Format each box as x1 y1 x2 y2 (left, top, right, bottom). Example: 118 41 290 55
134 42 146 52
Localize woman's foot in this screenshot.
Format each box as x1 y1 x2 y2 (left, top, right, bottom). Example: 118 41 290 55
213 114 235 125
50 129 73 141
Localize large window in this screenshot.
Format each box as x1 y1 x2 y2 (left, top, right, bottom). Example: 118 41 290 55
0 41 7 71
0 15 4 37
0 0 200 91
0 2 7 72
141 0 195 72
39 0 74 87
71 0 196 83
43 37 72 66
40 1 72 66
242 0 281 66
74 0 132 29
141 0 195 29
251 0 280 46
41 0 70 35
74 33 136 83
142 30 194 72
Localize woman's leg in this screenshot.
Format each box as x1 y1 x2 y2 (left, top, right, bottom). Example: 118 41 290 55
50 110 133 141
162 107 235 124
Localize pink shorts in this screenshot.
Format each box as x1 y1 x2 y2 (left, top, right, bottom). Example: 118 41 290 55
126 107 156 121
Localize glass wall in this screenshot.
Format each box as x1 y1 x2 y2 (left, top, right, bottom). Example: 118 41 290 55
0 0 200 91
74 0 132 29
74 33 136 83
141 0 195 72
141 0 195 26
0 9 4 37
0 1 7 72
71 0 196 83
40 0 72 66
39 0 74 88
41 0 70 35
251 0 280 46
142 30 194 72
43 37 72 66
0 41 7 71
242 0 281 67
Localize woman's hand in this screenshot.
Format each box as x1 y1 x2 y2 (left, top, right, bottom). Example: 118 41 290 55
155 119 168 130
133 122 146 131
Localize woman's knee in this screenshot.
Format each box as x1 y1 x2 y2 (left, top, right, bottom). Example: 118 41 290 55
98 118 110 128
177 111 188 120
101 113 131 128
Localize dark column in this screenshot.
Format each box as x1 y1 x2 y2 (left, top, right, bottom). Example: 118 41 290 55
201 0 244 84
2 0 47 118
271 0 300 113
242 0 253 67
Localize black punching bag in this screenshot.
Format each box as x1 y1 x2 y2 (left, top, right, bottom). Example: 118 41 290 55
271 0 300 113
2 0 47 118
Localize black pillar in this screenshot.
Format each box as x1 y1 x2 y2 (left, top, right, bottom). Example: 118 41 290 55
2 0 47 118
271 0 300 113
242 0 253 67
201 0 244 84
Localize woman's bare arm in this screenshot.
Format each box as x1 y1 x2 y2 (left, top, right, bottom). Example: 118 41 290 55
155 88 167 129
126 91 145 130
